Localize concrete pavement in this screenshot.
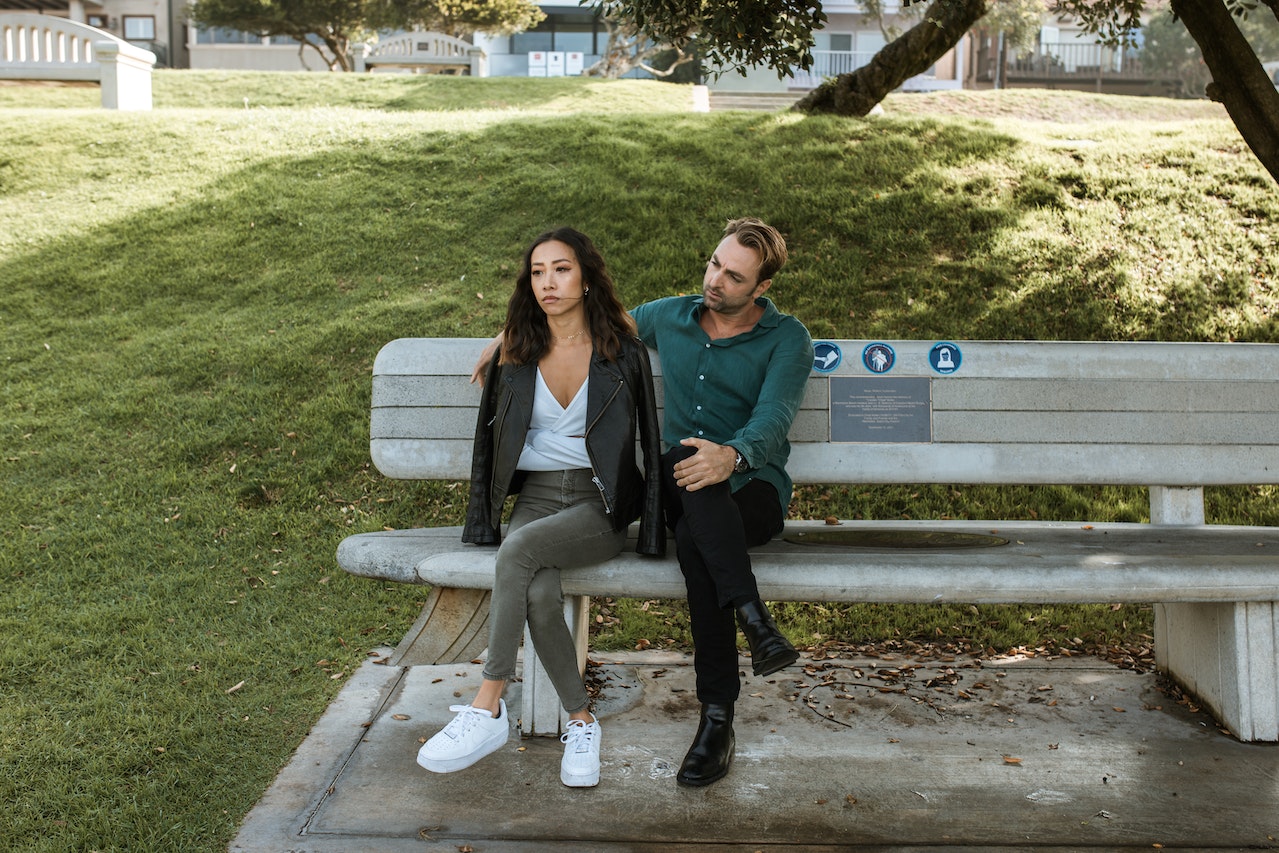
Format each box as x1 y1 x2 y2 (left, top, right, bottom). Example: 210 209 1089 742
232 649 1279 852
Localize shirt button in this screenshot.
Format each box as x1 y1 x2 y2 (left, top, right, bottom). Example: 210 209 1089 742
696 405 702 411
698 374 705 380
697 430 704 435
705 343 710 348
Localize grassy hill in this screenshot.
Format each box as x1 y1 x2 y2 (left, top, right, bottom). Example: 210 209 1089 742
1 72 1276 851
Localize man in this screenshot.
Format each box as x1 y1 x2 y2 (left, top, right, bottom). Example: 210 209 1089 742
472 217 813 787
630 217 812 786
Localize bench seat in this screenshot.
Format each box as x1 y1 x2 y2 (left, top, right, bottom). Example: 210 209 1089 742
344 519 1279 604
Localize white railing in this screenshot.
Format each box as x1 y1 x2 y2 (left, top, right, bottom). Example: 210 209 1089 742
789 49 876 88
1011 41 1140 76
789 49 961 92
0 13 156 109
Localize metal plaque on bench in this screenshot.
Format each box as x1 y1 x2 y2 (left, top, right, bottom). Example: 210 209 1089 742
830 376 932 443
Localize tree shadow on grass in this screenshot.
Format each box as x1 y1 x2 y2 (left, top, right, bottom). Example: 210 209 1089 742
5 109 1276 473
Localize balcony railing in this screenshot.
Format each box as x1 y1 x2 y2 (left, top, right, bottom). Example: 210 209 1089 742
789 49 941 90
1006 41 1147 79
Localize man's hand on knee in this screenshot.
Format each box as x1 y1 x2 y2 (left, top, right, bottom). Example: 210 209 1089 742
673 438 737 491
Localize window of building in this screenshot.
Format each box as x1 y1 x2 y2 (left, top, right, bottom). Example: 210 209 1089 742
123 16 156 41
511 11 601 54
553 13 596 54
87 14 108 29
828 33 852 52
194 27 259 45
511 17 552 54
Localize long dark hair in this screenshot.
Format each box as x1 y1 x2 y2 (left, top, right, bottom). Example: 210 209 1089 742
502 227 637 365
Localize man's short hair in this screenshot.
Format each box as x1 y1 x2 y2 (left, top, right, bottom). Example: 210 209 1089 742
723 217 788 284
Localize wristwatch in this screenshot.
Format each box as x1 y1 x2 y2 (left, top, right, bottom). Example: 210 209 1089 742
733 450 750 473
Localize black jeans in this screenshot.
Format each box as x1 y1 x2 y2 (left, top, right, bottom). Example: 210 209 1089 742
662 445 785 704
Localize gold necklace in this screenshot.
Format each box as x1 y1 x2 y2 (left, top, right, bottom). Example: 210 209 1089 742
553 329 588 342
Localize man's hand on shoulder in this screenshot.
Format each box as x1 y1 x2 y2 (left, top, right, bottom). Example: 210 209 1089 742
673 437 738 491
471 334 503 385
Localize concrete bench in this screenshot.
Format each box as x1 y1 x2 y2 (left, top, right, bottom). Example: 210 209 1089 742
351 31 485 76
338 337 1279 741
0 13 156 109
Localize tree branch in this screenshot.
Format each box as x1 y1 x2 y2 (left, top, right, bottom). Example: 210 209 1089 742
794 0 989 115
1171 0 1279 184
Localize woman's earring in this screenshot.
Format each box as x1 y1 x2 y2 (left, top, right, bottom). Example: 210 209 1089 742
583 287 590 296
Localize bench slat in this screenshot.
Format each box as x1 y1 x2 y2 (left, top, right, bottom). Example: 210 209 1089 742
935 411 1279 444
370 437 1279 485
372 404 1279 446
783 443 1279 485
936 378 1279 413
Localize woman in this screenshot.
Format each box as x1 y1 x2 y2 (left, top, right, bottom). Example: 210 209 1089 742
416 228 663 788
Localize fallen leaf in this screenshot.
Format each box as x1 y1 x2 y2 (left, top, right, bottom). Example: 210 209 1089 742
1003 755 1022 765
392 714 410 721
226 680 245 694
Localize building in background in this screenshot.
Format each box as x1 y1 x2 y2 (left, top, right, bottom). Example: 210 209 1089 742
3 0 187 67
0 0 1178 97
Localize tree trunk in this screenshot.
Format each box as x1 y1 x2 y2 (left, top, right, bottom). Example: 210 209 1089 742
794 0 989 115
1171 0 1279 186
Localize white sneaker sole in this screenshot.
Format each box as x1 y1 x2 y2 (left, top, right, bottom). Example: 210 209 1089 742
561 765 600 787
416 729 507 774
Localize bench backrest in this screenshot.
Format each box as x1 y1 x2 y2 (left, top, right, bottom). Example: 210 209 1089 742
366 30 473 61
0 13 151 81
370 338 1279 488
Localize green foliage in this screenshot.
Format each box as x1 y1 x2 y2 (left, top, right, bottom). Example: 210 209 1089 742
604 0 828 78
189 0 381 69
2 75 1278 851
984 0 1046 52
375 0 545 37
188 0 543 70
1141 4 1279 96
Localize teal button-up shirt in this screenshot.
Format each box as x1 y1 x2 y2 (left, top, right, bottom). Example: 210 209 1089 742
632 295 813 507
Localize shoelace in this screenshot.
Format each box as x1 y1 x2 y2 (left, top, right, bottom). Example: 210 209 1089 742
561 720 596 753
442 704 490 740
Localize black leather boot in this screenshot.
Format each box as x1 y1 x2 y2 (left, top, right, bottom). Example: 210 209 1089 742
676 703 735 787
736 598 799 676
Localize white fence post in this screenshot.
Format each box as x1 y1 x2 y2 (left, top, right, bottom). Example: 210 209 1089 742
94 40 156 110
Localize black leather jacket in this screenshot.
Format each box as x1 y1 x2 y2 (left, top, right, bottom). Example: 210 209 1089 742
462 336 665 557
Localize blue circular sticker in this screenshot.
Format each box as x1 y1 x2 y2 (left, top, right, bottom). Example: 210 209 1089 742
862 343 895 374
812 341 842 373
929 342 962 374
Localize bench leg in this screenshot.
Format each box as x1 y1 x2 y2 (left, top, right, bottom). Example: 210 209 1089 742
1150 486 1279 742
520 594 591 737
1156 601 1279 741
387 586 490 666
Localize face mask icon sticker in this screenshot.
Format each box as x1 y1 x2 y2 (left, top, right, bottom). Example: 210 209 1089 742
929 342 961 375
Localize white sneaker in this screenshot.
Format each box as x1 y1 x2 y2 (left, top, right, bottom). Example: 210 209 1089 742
559 714 601 787
416 699 509 773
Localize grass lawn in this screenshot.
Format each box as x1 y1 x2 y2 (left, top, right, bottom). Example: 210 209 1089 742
2 71 1277 851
